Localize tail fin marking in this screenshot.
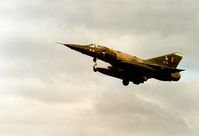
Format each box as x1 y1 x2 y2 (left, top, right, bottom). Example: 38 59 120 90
146 52 183 68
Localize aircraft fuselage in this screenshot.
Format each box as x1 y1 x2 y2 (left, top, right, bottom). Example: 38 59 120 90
58 43 184 86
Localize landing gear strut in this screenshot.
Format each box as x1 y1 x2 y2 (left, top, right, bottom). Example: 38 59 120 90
122 79 129 86
93 57 97 72
93 57 97 63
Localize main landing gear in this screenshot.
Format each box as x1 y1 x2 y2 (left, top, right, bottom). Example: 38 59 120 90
122 79 129 86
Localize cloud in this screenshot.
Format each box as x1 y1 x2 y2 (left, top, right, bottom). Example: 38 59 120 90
94 92 190 135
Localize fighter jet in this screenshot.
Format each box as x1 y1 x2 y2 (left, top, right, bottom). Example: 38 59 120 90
58 43 184 86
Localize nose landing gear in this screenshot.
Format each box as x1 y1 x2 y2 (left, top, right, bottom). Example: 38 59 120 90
93 57 97 72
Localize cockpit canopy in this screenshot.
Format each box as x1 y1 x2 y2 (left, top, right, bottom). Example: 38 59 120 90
88 44 96 48
87 44 107 49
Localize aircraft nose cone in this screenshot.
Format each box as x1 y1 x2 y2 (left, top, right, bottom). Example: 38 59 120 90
58 43 78 49
57 42 89 54
64 44 80 50
57 42 83 50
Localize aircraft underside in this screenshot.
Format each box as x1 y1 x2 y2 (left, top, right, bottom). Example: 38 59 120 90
93 59 148 86
92 58 180 86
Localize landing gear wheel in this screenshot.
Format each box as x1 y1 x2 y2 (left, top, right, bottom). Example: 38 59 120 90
93 63 97 72
133 81 141 85
122 79 129 86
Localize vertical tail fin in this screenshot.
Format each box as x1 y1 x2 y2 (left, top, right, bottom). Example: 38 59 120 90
146 52 183 68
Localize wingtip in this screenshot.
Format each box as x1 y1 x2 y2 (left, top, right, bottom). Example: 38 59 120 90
180 69 185 71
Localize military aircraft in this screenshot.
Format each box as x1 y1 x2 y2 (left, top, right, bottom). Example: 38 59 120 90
58 43 184 86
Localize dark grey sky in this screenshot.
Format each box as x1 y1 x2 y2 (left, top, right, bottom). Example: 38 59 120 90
0 0 199 136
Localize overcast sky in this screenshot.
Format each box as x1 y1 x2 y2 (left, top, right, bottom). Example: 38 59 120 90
0 0 199 136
